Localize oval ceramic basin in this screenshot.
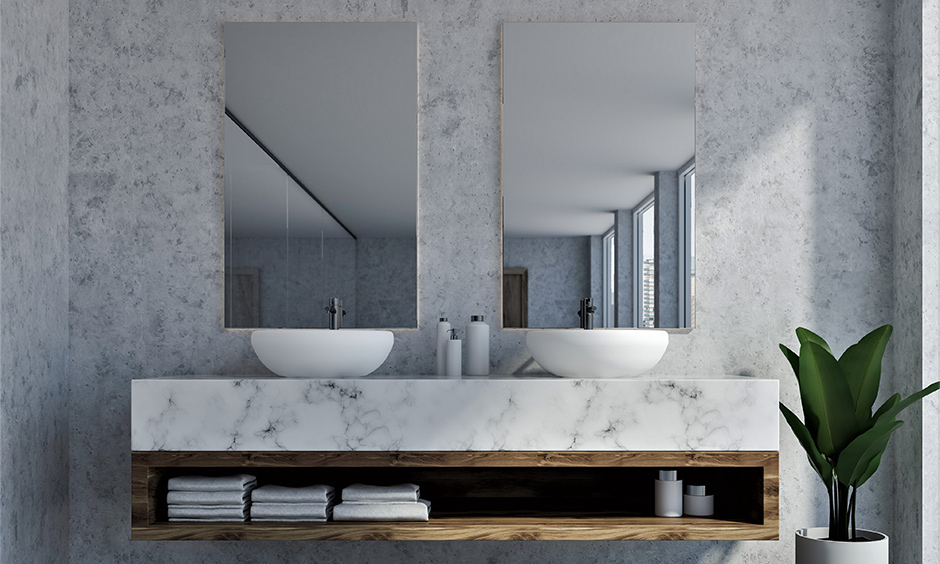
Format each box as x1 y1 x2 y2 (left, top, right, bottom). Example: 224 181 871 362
251 329 394 378
526 329 668 378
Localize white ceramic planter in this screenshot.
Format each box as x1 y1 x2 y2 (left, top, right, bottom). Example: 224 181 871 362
795 527 888 564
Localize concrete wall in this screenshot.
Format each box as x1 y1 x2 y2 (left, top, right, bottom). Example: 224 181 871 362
68 0 898 562
503 236 590 328
892 1 940 563
0 0 71 560
227 236 416 329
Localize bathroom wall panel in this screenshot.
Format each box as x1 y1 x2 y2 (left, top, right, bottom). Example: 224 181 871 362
892 1 940 564
69 0 895 562
0 0 71 560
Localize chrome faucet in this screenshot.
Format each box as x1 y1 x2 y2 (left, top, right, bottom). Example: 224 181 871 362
578 297 597 330
325 297 346 330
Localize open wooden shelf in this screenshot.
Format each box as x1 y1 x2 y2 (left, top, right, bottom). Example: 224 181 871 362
132 451 778 541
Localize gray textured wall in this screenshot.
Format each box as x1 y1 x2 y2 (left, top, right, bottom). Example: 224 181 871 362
654 170 679 328
229 237 359 328
503 237 590 328
0 0 70 561
68 1 900 563
356 238 418 328
228 237 417 329
892 1 940 564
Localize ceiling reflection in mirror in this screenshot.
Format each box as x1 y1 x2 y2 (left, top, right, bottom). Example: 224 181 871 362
501 23 695 329
224 22 418 329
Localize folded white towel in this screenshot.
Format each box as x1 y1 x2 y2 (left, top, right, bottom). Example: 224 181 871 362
167 474 257 492
251 517 329 522
342 483 420 502
169 518 247 522
251 503 333 520
251 485 335 504
332 499 430 522
167 505 248 520
167 490 250 506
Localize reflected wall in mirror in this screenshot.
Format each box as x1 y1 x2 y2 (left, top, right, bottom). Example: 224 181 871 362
501 23 695 329
224 22 418 329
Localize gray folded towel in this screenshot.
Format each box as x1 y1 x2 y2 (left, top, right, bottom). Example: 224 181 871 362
167 474 257 492
341 483 420 502
251 485 335 504
332 499 431 522
167 505 249 520
251 503 333 520
167 490 250 506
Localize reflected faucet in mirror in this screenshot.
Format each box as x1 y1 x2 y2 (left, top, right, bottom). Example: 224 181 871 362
325 298 346 330
578 298 597 330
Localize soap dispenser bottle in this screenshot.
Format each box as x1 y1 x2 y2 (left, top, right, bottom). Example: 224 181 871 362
436 317 451 376
465 315 490 376
445 329 462 379
654 470 683 517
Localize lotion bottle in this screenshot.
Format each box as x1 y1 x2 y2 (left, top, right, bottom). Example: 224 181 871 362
683 485 714 517
445 329 462 379
654 470 683 517
436 317 451 376
465 315 490 376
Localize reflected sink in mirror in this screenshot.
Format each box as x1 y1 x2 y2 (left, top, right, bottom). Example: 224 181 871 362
526 329 668 378
251 329 394 378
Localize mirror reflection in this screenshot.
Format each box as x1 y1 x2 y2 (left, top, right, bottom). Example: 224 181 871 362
224 22 418 329
501 22 695 329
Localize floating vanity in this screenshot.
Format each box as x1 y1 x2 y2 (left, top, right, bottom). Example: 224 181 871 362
131 376 779 541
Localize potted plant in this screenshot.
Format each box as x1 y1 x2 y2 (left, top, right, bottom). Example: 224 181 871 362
779 324 939 564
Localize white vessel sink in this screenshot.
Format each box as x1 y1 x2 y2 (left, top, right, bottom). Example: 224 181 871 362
526 329 669 378
250 329 394 378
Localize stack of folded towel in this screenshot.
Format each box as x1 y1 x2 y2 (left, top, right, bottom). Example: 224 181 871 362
333 483 431 522
166 474 256 522
249 485 336 522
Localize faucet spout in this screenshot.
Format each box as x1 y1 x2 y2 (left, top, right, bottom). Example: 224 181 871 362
324 297 346 330
578 297 597 330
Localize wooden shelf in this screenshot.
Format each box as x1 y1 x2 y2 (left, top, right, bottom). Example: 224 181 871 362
132 451 778 541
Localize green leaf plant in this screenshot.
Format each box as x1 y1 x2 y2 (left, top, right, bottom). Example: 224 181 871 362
779 325 939 541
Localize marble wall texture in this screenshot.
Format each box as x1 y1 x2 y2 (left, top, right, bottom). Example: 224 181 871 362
67 1 920 564
0 0 71 562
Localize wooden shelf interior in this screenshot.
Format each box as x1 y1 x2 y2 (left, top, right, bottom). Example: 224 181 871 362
132 451 778 541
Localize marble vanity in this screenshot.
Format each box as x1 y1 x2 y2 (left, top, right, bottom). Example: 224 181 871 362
131 376 780 541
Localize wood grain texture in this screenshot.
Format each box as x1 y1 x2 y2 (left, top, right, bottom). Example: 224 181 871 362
132 516 776 541
131 451 779 541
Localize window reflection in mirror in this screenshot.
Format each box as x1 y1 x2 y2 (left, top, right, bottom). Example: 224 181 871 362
223 23 418 329
501 22 695 329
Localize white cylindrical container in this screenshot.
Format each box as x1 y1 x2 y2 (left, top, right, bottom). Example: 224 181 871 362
436 317 451 376
445 329 462 379
654 470 683 517
465 315 490 376
683 484 714 517
795 527 888 564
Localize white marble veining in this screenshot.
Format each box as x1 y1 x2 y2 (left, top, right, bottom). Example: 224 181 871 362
132 376 778 452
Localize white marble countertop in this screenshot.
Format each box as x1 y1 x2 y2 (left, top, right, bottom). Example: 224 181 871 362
131 376 779 452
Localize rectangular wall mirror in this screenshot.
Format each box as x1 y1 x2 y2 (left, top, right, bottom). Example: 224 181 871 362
501 22 695 329
224 22 418 329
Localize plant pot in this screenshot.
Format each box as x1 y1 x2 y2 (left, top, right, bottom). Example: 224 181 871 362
795 527 888 564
